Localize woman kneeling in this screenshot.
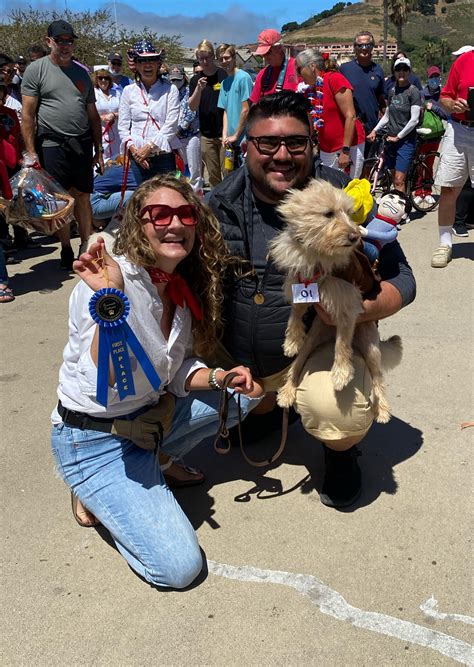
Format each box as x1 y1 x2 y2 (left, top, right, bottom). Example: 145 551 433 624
51 174 263 589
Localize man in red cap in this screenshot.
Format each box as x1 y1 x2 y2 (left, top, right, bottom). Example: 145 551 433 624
249 29 300 103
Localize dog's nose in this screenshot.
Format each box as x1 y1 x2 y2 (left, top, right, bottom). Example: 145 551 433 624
348 232 359 244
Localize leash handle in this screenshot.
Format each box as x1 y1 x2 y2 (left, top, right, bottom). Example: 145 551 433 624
213 373 288 467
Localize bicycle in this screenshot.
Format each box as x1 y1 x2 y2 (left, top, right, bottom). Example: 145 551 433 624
406 134 441 213
363 134 392 198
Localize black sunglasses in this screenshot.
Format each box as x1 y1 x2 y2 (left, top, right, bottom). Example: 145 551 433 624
53 37 75 45
247 135 311 156
355 42 374 49
97 76 111 81
136 56 161 64
110 60 122 66
395 66 410 72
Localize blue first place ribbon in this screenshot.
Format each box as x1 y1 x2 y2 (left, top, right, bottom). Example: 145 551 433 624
89 287 161 407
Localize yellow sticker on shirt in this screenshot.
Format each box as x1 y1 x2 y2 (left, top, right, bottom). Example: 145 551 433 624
213 83 221 91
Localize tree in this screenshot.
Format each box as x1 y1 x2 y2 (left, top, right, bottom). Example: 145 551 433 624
438 38 451 73
383 0 389 66
0 8 184 70
388 0 416 48
421 40 440 64
281 21 299 33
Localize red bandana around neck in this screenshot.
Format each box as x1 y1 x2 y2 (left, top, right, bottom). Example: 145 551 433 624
147 268 203 321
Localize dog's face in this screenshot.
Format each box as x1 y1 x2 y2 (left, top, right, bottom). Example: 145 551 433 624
277 179 362 264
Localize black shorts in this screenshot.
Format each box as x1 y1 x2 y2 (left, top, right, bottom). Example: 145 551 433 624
37 135 94 194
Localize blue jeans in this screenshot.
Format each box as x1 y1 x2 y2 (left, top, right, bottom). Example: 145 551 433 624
130 153 177 185
90 190 134 221
51 390 259 589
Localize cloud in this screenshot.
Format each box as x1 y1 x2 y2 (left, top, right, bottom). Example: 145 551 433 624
0 1 278 46
107 3 276 46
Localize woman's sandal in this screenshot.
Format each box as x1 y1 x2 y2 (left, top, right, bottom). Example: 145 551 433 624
71 492 101 527
0 286 15 303
160 456 205 488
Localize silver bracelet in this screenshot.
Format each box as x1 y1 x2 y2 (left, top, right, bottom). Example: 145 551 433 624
208 367 225 391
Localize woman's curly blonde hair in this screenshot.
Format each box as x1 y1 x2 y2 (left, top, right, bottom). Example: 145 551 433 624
113 174 232 357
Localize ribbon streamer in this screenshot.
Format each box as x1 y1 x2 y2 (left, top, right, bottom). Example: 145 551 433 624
89 287 161 407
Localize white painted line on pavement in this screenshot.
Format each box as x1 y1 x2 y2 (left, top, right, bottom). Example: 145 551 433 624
208 561 474 665
421 596 474 626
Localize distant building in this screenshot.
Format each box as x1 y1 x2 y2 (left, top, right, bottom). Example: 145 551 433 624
244 41 398 65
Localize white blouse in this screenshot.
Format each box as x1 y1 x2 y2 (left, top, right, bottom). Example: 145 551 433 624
118 79 180 154
95 86 121 160
53 255 206 419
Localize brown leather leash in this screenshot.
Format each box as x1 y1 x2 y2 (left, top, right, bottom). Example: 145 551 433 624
213 372 289 467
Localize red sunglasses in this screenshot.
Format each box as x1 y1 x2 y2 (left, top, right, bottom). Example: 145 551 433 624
140 204 198 227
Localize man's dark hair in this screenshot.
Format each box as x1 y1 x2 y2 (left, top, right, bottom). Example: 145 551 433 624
28 44 47 58
246 91 311 133
0 53 14 67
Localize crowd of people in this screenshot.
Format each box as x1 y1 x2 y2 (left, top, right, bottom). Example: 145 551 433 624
0 20 472 588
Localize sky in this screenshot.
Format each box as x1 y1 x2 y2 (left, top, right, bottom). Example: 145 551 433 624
0 0 338 46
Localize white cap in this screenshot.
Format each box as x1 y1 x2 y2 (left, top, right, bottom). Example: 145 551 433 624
394 57 411 69
451 45 473 56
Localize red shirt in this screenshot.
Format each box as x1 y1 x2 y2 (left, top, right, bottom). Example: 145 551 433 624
441 50 474 122
316 71 365 152
249 57 300 103
0 105 21 170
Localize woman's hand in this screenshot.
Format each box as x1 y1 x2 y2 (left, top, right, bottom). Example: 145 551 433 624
386 135 399 143
218 366 265 398
366 131 376 142
73 237 124 293
131 145 151 170
338 151 351 169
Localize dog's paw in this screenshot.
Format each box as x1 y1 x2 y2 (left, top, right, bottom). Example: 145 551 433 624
277 384 297 408
283 339 302 358
374 406 391 424
331 364 354 391
373 395 392 423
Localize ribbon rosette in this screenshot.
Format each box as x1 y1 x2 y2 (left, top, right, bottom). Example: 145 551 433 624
89 287 161 407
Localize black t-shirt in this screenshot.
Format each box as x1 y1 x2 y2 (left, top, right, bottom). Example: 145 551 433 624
189 68 226 138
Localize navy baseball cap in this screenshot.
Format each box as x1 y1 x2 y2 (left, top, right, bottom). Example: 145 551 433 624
47 20 78 39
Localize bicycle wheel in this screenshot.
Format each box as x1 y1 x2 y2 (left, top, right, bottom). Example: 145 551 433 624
364 159 392 197
408 152 441 213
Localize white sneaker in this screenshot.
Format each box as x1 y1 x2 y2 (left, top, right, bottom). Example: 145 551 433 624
414 196 423 205
431 245 452 268
424 195 435 205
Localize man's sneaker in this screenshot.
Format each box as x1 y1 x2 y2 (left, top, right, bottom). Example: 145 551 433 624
424 195 436 205
320 445 362 508
431 245 452 268
453 223 469 237
413 195 423 206
59 246 75 270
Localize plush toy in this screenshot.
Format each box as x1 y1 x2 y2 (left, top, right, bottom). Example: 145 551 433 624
359 190 411 263
344 178 374 224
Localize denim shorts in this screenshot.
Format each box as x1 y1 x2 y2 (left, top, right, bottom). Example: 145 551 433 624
384 134 417 173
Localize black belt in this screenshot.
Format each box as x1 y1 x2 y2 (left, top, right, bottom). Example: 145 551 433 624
57 400 114 433
455 120 474 128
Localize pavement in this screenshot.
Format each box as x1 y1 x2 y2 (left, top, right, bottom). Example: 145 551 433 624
1 211 473 666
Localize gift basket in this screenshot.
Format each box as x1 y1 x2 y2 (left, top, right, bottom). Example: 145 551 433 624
1 164 75 235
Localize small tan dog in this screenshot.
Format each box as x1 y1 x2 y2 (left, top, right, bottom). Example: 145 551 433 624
269 179 402 423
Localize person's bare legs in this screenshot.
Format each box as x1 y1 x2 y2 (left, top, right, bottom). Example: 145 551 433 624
437 185 462 231
432 185 462 267
70 188 93 246
392 170 406 192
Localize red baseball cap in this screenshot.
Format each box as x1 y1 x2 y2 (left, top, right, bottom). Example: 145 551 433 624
254 29 282 55
427 65 441 77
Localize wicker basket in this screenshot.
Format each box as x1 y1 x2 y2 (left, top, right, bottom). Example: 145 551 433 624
4 188 75 235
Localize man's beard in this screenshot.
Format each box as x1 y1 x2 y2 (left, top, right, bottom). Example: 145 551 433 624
248 159 313 203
